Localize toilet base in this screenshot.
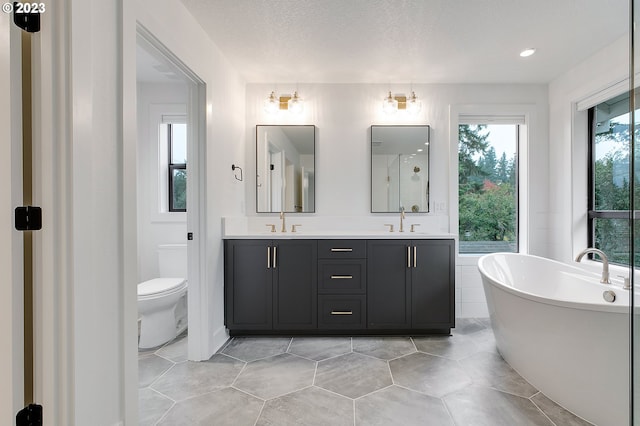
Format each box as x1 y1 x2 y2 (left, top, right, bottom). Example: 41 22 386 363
138 295 188 349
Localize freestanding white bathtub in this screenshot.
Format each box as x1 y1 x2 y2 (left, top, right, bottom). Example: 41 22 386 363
478 253 629 426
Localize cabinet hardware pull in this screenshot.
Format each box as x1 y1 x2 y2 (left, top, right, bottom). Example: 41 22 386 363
267 246 271 269
273 246 277 268
330 275 353 279
414 246 417 268
330 311 353 315
407 246 411 268
331 248 353 252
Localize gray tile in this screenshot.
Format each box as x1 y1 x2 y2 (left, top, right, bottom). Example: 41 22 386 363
156 333 188 362
288 337 352 361
138 388 173 426
233 353 316 400
157 387 263 426
467 327 498 353
531 392 594 426
444 385 554 426
222 336 291 362
151 354 245 401
315 352 392 399
460 351 537 398
389 352 471 398
356 385 454 426
453 318 486 335
257 386 353 426
412 333 481 360
477 317 492 328
352 336 416 360
138 354 174 388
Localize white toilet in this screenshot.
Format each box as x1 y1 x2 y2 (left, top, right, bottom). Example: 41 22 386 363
137 244 188 349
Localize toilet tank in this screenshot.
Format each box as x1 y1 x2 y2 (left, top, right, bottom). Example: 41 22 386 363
157 244 187 278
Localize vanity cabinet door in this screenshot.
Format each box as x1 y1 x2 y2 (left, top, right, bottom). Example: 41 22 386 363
273 240 317 330
411 240 454 329
224 240 273 330
366 240 411 329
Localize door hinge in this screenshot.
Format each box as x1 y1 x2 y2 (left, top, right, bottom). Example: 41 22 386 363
13 3 41 33
15 206 42 231
16 404 42 426
187 232 193 241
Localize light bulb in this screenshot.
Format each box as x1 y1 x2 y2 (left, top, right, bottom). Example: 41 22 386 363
407 91 422 114
383 91 398 114
288 91 303 114
264 91 279 114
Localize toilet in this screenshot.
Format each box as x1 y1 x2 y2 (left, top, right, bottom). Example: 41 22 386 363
137 244 188 349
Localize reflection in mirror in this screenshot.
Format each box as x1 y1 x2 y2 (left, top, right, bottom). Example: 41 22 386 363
256 125 316 213
371 125 430 213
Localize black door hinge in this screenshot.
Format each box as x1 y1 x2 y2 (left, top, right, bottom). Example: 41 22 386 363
16 404 42 426
15 206 42 231
13 2 41 33
187 232 193 241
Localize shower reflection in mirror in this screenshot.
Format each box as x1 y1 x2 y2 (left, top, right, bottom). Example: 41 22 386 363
371 125 430 213
256 125 316 213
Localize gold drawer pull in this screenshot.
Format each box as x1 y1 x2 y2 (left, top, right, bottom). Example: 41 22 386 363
330 248 353 252
330 275 353 279
330 311 353 315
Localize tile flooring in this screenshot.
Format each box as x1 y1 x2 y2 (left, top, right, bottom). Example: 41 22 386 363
138 318 594 426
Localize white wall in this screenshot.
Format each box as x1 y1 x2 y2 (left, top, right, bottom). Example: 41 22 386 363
245 83 550 317
136 82 188 281
136 0 247 359
548 35 629 263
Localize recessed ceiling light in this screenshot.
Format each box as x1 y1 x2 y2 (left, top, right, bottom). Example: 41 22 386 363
520 48 536 58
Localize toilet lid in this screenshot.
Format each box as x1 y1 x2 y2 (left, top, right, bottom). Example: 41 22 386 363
138 278 186 296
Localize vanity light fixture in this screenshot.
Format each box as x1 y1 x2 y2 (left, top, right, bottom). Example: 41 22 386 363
264 90 304 114
383 91 398 114
520 48 536 57
383 90 422 114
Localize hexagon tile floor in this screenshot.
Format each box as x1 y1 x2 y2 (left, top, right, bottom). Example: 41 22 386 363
138 318 594 426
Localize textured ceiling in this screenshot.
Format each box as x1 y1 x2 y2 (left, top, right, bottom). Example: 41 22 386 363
179 0 628 84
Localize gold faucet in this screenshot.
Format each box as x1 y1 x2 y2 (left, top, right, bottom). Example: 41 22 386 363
399 207 405 232
280 211 286 232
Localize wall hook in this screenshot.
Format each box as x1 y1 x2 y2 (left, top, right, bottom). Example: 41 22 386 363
231 164 243 181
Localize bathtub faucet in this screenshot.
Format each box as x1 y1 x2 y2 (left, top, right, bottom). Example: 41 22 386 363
574 248 611 284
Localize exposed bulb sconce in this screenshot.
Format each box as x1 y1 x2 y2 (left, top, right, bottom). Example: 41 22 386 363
264 90 304 114
264 91 279 114
383 91 422 115
383 91 398 114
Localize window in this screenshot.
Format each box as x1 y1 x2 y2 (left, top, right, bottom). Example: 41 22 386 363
589 92 632 265
166 122 187 212
458 123 519 254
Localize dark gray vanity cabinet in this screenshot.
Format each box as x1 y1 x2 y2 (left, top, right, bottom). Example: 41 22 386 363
224 239 317 331
367 239 454 331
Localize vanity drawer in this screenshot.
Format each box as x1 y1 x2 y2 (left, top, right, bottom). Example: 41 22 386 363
318 260 366 294
318 240 366 259
318 296 366 329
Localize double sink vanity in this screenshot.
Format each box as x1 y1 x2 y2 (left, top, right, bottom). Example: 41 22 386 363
223 124 454 336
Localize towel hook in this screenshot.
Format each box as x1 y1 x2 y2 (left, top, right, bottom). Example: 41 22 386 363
231 164 243 181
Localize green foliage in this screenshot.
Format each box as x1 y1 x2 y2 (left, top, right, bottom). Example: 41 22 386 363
173 169 187 211
458 125 517 249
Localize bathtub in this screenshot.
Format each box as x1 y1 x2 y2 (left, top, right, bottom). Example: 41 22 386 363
478 253 629 426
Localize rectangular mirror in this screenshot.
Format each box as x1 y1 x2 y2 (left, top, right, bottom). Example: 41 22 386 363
256 125 316 213
371 125 430 213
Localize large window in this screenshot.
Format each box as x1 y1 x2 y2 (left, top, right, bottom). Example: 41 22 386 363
458 123 518 254
589 93 632 265
166 122 187 212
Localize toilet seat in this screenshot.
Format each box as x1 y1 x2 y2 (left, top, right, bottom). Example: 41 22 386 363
138 278 187 298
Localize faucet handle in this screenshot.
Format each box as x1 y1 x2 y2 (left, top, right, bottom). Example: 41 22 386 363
291 224 302 233
384 224 394 232
617 275 631 290
410 224 420 232
266 224 276 232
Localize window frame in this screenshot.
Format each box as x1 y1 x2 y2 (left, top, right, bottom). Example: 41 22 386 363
167 122 187 212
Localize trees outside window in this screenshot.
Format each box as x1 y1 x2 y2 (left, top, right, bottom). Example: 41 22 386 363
167 122 187 212
458 124 518 254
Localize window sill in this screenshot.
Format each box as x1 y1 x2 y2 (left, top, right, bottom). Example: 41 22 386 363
151 211 186 224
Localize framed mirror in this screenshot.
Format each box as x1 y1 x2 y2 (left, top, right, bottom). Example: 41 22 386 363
371 125 430 213
256 125 316 213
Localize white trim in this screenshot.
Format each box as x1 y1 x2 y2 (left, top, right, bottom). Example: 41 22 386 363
450 104 536 256
575 77 629 111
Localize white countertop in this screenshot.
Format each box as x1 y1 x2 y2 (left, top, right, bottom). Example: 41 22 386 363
223 230 456 239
